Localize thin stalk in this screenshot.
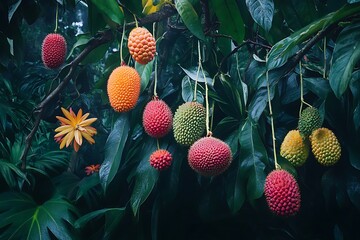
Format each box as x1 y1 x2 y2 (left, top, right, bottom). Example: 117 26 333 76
120 21 126 63
157 139 160 150
193 41 201 102
323 37 327 79
54 3 59 33
133 14 139 28
266 70 280 170
299 62 313 117
201 64 211 136
153 23 158 97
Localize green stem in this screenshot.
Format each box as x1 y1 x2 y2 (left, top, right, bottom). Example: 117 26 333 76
153 23 158 97
201 64 210 136
194 41 201 102
323 37 327 79
156 138 160 150
266 70 280 170
120 21 126 63
54 3 59 33
299 62 313 118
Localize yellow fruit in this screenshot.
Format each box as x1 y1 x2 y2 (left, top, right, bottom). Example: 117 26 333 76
107 66 141 112
310 128 341 166
128 27 156 65
280 130 309 167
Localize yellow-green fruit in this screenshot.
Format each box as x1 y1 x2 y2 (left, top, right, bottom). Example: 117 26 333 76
310 128 341 166
280 130 309 167
173 102 206 146
298 107 322 137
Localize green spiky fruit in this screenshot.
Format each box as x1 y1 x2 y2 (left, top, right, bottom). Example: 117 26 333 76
173 102 206 146
280 130 309 167
310 128 341 166
298 107 322 137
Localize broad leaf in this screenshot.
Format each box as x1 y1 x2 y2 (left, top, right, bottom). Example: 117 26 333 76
175 0 206 40
181 75 204 103
8 0 22 22
303 77 331 99
347 171 360 211
99 113 130 191
209 0 245 43
348 0 360 3
180 66 213 86
130 138 159 216
267 4 360 70
246 0 274 32
329 23 360 98
239 119 268 200
28 150 70 176
89 0 123 25
136 59 154 93
0 192 78 240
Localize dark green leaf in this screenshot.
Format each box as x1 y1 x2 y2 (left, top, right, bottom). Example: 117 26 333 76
248 87 268 122
89 0 124 25
130 138 159 216
303 77 331 99
239 119 268 200
99 113 130 191
74 208 125 229
245 0 274 32
75 173 101 201
329 23 360 98
8 0 22 22
0 192 78 240
347 172 360 211
67 34 91 60
136 59 154 93
175 0 205 40
181 76 204 103
180 65 213 86
348 0 360 3
267 4 360 70
209 0 245 43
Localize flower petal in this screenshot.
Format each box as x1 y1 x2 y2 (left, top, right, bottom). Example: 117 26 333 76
66 131 75 147
61 108 77 126
79 118 97 127
56 116 72 126
54 125 73 134
80 113 90 122
74 130 83 146
76 108 83 123
82 132 95 144
74 141 80 152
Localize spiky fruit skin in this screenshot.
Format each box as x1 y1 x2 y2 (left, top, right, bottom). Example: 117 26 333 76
128 27 156 65
143 99 173 138
188 137 232 177
280 130 309 167
310 128 341 166
264 170 301 217
41 33 67 69
298 107 322 137
150 149 172 171
173 102 206 146
107 66 141 112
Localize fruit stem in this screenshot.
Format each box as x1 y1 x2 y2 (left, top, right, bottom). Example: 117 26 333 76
193 42 201 102
299 62 313 118
266 70 280 170
157 138 160 150
323 37 327 79
54 3 59 33
153 22 158 97
133 14 139 28
120 20 126 64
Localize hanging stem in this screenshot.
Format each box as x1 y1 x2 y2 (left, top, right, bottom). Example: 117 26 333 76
153 23 158 97
299 62 313 117
54 3 59 33
323 37 327 79
133 14 139 28
156 139 160 150
266 70 280 170
120 21 126 64
193 42 201 102
201 64 211 136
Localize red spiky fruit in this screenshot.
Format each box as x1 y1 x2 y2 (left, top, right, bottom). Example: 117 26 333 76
149 149 172 171
264 169 301 217
143 99 173 138
41 33 67 69
188 136 232 177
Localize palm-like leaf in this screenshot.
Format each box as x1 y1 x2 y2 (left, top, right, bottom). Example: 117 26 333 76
0 192 79 240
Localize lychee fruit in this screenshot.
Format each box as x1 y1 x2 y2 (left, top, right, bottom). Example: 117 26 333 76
128 27 156 65
188 136 232 177
143 98 173 138
149 149 172 171
264 169 301 217
41 33 67 69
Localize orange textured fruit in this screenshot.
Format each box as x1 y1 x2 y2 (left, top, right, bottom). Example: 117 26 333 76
107 66 141 112
128 27 156 65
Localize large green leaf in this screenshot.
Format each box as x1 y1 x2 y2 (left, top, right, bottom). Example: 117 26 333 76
239 119 268 200
89 0 123 25
329 23 360 98
303 77 331 99
245 0 274 32
130 138 159 216
181 75 204 103
175 0 206 40
136 59 154 93
0 192 78 240
28 150 70 176
267 3 360 70
209 0 245 43
75 208 125 237
348 0 360 3
99 113 130 191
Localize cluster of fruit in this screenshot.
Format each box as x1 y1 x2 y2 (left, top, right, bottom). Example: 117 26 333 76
263 107 342 217
281 107 341 167
40 27 233 176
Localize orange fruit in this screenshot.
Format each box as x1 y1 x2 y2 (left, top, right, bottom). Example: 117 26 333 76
128 27 156 65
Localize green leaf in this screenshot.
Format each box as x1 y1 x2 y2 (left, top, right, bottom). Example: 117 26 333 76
0 160 28 189
28 151 70 176
239 119 268 200
303 77 331 99
99 113 130 191
130 138 159 216
180 66 213 86
8 0 22 22
135 59 154 93
245 0 274 32
347 171 360 211
0 192 78 240
89 0 124 25
348 0 360 3
74 208 125 229
67 34 91 60
226 163 246 213
329 23 360 98
181 76 204 103
267 3 360 70
209 0 245 43
175 0 205 40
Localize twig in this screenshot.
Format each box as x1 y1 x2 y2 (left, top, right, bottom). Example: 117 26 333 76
20 5 178 170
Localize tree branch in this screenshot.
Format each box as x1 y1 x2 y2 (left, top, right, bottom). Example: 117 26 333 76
20 4 178 170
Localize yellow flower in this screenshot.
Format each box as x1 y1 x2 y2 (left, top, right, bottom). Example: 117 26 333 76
54 107 97 152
